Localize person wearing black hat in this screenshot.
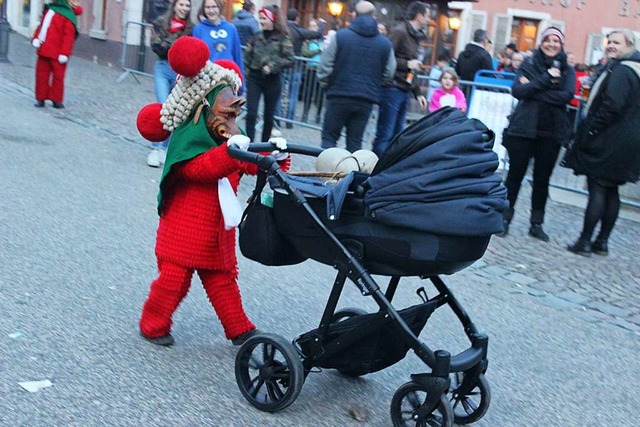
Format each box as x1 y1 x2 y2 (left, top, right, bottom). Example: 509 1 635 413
505 42 518 56
455 28 494 82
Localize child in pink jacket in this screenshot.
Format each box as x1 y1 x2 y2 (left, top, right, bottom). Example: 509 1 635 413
429 68 467 113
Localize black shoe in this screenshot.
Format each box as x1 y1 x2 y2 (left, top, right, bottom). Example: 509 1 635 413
591 239 609 256
52 102 65 109
231 329 259 346
567 239 592 257
496 220 509 237
286 122 293 129
140 332 175 347
529 224 549 242
34 100 45 108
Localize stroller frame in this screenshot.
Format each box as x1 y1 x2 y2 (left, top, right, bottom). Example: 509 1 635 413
230 144 491 427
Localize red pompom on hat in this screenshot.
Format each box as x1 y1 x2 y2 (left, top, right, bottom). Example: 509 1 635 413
73 5 83 16
168 36 210 77
137 103 170 142
214 59 243 86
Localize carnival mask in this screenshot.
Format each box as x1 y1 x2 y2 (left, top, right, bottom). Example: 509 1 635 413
205 86 246 142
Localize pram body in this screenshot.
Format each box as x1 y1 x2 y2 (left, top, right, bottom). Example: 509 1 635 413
230 108 507 426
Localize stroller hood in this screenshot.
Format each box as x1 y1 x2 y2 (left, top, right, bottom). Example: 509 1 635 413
364 107 508 236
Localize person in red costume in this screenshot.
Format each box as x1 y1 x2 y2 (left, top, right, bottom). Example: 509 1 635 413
32 0 83 109
136 37 290 347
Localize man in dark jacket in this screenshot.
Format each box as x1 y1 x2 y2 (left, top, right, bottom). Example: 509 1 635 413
455 28 494 82
372 1 428 157
231 1 259 46
318 1 395 152
565 29 640 256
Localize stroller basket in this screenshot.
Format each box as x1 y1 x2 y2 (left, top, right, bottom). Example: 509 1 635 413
297 300 437 377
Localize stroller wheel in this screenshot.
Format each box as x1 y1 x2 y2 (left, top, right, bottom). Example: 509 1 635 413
448 372 491 425
331 307 367 323
235 333 304 412
390 381 453 427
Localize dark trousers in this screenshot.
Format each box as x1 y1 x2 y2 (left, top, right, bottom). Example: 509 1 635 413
321 97 373 153
504 135 561 223
245 72 282 142
579 177 620 242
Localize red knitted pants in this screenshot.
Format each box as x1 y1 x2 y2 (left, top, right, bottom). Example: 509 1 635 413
139 259 255 340
35 56 67 103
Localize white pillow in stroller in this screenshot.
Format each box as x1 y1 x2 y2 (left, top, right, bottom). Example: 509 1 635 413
316 148 378 174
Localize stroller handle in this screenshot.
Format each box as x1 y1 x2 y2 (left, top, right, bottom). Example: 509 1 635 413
228 142 324 168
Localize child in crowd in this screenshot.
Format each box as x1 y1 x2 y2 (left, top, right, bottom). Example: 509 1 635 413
428 68 467 113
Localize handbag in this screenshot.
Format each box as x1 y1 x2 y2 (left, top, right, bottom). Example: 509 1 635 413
238 171 307 266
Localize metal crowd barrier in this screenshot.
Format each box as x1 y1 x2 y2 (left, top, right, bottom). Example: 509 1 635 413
117 21 155 83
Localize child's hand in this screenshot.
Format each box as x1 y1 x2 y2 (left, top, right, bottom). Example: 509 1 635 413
228 135 251 151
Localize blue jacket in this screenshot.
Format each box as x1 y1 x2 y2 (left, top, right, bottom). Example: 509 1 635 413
364 107 508 236
193 19 245 87
232 9 259 46
318 15 393 104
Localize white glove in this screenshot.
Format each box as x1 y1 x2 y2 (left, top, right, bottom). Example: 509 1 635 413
58 55 69 64
32 39 42 48
269 136 287 150
227 134 251 151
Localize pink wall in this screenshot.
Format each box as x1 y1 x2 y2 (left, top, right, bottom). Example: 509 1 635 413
474 0 640 64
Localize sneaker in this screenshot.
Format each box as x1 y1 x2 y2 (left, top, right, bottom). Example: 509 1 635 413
231 329 260 346
528 224 549 242
567 239 592 257
286 122 293 129
140 332 175 347
34 100 45 108
147 149 161 168
591 239 608 256
158 149 167 165
52 102 65 109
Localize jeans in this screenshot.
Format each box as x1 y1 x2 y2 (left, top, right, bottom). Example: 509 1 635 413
373 86 410 157
321 97 373 153
245 72 282 142
152 60 177 149
274 69 302 122
503 135 562 223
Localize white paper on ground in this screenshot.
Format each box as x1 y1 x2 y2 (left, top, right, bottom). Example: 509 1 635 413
19 380 53 393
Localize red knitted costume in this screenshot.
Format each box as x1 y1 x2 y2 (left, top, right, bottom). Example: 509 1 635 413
140 144 259 340
32 1 82 104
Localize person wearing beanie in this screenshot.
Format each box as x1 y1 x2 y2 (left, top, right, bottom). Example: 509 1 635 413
137 37 291 347
500 26 575 241
564 29 640 256
31 0 83 109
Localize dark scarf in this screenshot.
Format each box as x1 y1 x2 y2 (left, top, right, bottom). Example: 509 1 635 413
45 0 79 33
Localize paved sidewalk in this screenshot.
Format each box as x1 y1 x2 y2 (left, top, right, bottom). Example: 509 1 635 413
2 32 639 336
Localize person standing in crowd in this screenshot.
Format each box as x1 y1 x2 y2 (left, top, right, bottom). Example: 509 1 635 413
428 68 467 113
231 0 259 46
564 29 640 256
147 0 193 168
426 54 448 103
318 1 395 153
499 27 575 241
279 8 324 129
510 52 525 71
193 0 244 86
455 28 494 82
31 0 83 109
372 0 428 157
243 5 294 142
505 42 518 57
301 19 324 123
377 22 389 36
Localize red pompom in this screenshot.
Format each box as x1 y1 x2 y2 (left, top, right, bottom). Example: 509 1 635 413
136 103 170 142
214 59 243 85
168 36 210 77
73 5 83 16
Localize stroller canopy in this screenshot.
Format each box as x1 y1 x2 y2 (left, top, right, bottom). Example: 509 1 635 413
364 107 508 236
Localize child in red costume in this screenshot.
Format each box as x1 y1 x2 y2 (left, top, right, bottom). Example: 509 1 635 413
136 37 289 347
32 0 83 109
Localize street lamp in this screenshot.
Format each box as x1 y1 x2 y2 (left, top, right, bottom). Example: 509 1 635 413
448 15 461 31
327 0 343 17
0 0 12 63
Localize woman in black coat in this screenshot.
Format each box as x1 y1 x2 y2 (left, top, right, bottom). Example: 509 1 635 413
564 30 640 256
500 27 575 241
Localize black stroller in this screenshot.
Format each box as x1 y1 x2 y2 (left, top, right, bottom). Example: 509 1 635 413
228 108 508 426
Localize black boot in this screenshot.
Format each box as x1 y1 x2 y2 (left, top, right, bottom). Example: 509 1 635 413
529 224 550 242
34 100 45 108
591 238 608 256
52 102 65 109
140 332 175 347
567 238 592 256
497 207 514 238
